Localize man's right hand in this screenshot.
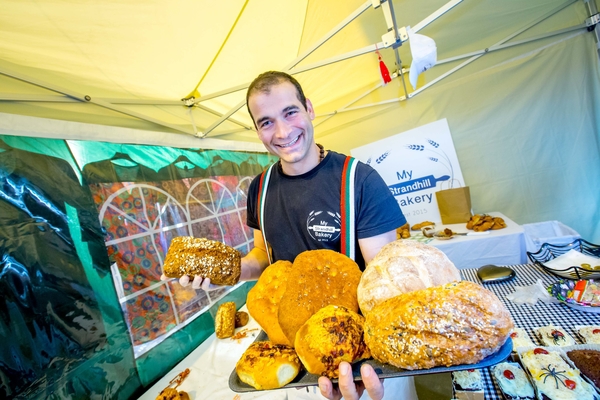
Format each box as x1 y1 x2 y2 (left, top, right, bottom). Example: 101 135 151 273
160 274 221 291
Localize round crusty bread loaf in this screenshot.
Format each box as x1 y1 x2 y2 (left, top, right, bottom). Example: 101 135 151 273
294 305 370 378
236 341 301 390
357 239 461 314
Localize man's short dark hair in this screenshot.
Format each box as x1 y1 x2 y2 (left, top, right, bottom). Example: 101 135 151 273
246 71 307 127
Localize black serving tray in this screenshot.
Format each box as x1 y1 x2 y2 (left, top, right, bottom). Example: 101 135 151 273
229 331 512 393
527 238 600 280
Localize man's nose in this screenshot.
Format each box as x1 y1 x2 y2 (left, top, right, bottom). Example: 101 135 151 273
275 119 293 138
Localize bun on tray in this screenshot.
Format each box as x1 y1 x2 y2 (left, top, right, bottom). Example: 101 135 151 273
236 341 301 390
162 237 241 285
294 305 370 378
357 240 461 314
246 260 293 346
364 280 513 370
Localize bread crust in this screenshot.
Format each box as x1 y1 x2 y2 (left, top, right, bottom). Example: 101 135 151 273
246 260 293 345
162 237 241 286
214 301 236 339
278 249 362 345
235 341 301 390
294 305 370 378
364 281 513 370
357 240 461 314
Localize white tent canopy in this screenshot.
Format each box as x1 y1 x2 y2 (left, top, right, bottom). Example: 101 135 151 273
1 0 599 241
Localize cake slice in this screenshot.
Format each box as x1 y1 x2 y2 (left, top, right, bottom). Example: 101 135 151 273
491 362 535 400
578 326 600 344
535 325 575 347
452 369 484 400
510 327 536 350
520 347 597 399
566 349 600 389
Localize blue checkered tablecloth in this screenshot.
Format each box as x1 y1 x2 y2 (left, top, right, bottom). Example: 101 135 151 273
460 263 600 399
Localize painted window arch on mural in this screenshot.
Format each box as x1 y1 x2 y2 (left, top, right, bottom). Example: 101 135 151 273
92 176 254 357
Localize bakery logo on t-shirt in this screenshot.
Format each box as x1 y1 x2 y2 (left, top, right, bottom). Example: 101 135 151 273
306 210 341 242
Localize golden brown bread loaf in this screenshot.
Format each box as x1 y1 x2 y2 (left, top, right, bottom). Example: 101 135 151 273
278 249 362 345
162 237 241 286
214 301 236 339
357 240 461 314
364 280 514 370
236 341 301 390
294 305 370 378
246 260 293 346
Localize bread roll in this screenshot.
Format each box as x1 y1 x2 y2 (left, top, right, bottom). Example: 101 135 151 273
162 237 241 286
278 249 362 345
246 260 293 345
236 341 301 390
364 280 514 370
294 305 370 378
357 240 460 314
214 301 236 339
235 311 249 328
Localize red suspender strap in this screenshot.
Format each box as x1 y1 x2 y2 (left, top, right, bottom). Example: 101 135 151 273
340 156 357 260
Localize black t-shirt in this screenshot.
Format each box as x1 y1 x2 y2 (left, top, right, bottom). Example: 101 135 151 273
246 151 405 269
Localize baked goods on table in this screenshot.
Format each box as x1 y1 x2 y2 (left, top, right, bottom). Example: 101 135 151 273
396 222 410 239
277 249 362 345
162 237 241 285
215 301 236 339
535 325 576 347
246 260 293 345
519 347 597 399
411 220 435 230
490 362 535 400
294 305 370 378
235 311 249 328
566 349 600 388
235 341 301 390
364 280 513 370
357 240 461 314
577 326 600 344
452 369 484 399
155 388 190 400
466 214 507 231
510 327 536 350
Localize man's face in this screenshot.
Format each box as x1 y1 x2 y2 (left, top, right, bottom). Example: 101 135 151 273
248 81 316 174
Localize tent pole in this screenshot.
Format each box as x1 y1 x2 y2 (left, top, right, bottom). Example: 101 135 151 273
584 0 600 59
0 65 195 136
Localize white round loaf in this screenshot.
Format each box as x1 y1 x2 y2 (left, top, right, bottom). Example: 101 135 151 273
357 240 461 314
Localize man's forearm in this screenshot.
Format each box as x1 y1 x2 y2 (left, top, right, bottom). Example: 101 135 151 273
239 246 270 281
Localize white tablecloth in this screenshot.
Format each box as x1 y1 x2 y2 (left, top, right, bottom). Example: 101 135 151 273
427 211 527 269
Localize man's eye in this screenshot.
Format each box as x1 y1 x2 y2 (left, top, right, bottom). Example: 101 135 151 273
286 110 298 117
259 121 272 129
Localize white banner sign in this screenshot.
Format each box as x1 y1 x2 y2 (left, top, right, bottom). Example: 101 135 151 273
351 119 465 225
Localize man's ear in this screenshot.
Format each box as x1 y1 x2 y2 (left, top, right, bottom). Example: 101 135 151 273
306 98 316 120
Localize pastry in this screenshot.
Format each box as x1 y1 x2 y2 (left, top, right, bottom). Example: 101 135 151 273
520 347 597 399
278 249 362 345
364 281 513 370
235 311 249 328
246 260 293 345
162 237 241 286
215 301 236 339
578 326 600 344
236 341 301 390
510 327 536 350
566 349 600 388
155 388 190 400
357 240 461 314
491 362 535 400
452 369 484 399
535 325 575 347
294 305 370 378
411 221 435 230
